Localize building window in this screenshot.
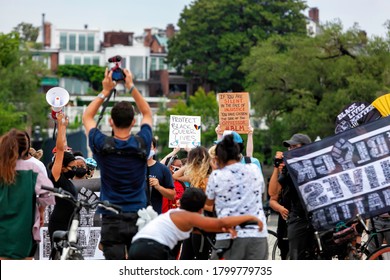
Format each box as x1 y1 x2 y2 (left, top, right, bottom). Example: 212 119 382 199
69 34 76 51
159 58 166 70
92 56 100 65
84 57 91 65
130 56 145 80
87 33 94 51
65 55 72 64
79 34 86 51
60 33 67 50
74 56 81 65
150 57 157 71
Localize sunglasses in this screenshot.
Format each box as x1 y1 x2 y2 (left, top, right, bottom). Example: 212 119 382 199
171 166 181 172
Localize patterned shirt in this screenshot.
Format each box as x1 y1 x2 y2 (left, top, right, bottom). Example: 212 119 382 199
206 162 268 240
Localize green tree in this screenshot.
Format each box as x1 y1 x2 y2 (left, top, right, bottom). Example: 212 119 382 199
13 22 39 42
0 32 49 133
155 87 219 156
241 22 390 156
167 0 307 92
0 103 27 135
57 65 105 91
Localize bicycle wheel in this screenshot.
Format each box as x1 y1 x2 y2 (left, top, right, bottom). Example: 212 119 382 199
367 245 390 260
267 230 281 260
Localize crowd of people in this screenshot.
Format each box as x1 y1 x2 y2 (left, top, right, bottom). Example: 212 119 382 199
1 66 389 260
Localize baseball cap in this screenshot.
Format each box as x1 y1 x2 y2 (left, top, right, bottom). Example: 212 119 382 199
214 130 243 144
283 134 312 147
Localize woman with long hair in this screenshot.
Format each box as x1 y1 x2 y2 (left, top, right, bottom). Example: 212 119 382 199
173 146 213 259
0 129 55 259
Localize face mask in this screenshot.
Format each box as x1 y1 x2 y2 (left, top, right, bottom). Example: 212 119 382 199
148 149 155 160
64 170 76 179
75 167 88 178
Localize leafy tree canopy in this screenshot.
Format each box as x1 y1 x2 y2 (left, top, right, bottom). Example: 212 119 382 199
167 0 307 92
241 22 390 153
0 32 49 133
13 22 39 42
57 65 105 91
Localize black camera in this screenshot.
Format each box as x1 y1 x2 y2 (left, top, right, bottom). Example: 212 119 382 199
108 55 125 81
274 157 284 168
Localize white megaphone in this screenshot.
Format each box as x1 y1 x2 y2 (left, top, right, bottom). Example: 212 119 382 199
46 87 70 119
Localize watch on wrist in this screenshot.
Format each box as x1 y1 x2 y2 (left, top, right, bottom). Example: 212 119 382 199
97 92 106 100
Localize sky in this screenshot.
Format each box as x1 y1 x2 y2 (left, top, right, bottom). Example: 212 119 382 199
0 0 389 38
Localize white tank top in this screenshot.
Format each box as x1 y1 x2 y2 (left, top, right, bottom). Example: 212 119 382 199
132 208 192 249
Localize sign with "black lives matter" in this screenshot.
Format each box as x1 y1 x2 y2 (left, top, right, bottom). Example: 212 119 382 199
284 117 390 231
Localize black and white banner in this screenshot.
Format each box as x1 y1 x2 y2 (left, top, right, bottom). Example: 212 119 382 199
284 117 390 231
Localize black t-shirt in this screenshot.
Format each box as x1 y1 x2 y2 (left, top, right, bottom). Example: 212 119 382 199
278 172 305 217
148 161 174 214
48 173 78 236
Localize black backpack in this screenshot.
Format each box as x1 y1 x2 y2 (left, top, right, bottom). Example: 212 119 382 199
99 134 147 160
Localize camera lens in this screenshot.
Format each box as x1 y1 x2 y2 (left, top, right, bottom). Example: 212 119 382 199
112 68 125 81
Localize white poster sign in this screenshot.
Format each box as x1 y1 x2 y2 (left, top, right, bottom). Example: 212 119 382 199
168 115 201 148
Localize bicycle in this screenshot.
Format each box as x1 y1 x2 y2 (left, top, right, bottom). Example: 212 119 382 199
264 208 286 260
356 214 390 260
313 213 390 260
41 186 121 260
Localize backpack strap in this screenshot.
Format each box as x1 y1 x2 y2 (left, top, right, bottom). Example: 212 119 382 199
244 156 252 164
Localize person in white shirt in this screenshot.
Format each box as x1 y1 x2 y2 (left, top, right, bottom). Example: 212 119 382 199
206 133 268 260
129 188 263 260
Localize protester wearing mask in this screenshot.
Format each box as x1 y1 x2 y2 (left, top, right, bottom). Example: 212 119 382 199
47 113 78 253
85 157 98 179
73 156 89 179
147 137 175 214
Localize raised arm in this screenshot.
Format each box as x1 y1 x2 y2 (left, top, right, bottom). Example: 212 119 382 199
246 124 254 157
82 68 115 136
268 151 283 197
51 113 68 182
215 124 223 140
160 147 181 165
123 68 152 128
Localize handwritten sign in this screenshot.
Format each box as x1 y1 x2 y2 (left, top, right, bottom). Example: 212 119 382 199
168 115 201 148
284 117 390 231
218 92 250 133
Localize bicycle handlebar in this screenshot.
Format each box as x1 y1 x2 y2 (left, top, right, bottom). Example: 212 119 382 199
41 186 122 214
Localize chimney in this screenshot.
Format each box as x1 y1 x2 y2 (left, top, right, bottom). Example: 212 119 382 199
44 22 51 48
144 28 152 47
42 13 45 47
309 7 319 24
166 24 175 39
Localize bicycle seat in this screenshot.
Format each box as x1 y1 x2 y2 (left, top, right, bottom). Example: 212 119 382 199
52 230 68 243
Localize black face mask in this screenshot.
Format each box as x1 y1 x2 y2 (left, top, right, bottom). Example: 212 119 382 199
75 167 88 178
64 169 76 179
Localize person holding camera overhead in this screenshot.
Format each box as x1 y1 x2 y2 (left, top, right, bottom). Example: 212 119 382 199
268 133 313 260
82 66 153 260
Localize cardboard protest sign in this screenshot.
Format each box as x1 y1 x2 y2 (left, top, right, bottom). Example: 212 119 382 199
168 115 201 148
218 92 250 133
284 117 390 231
